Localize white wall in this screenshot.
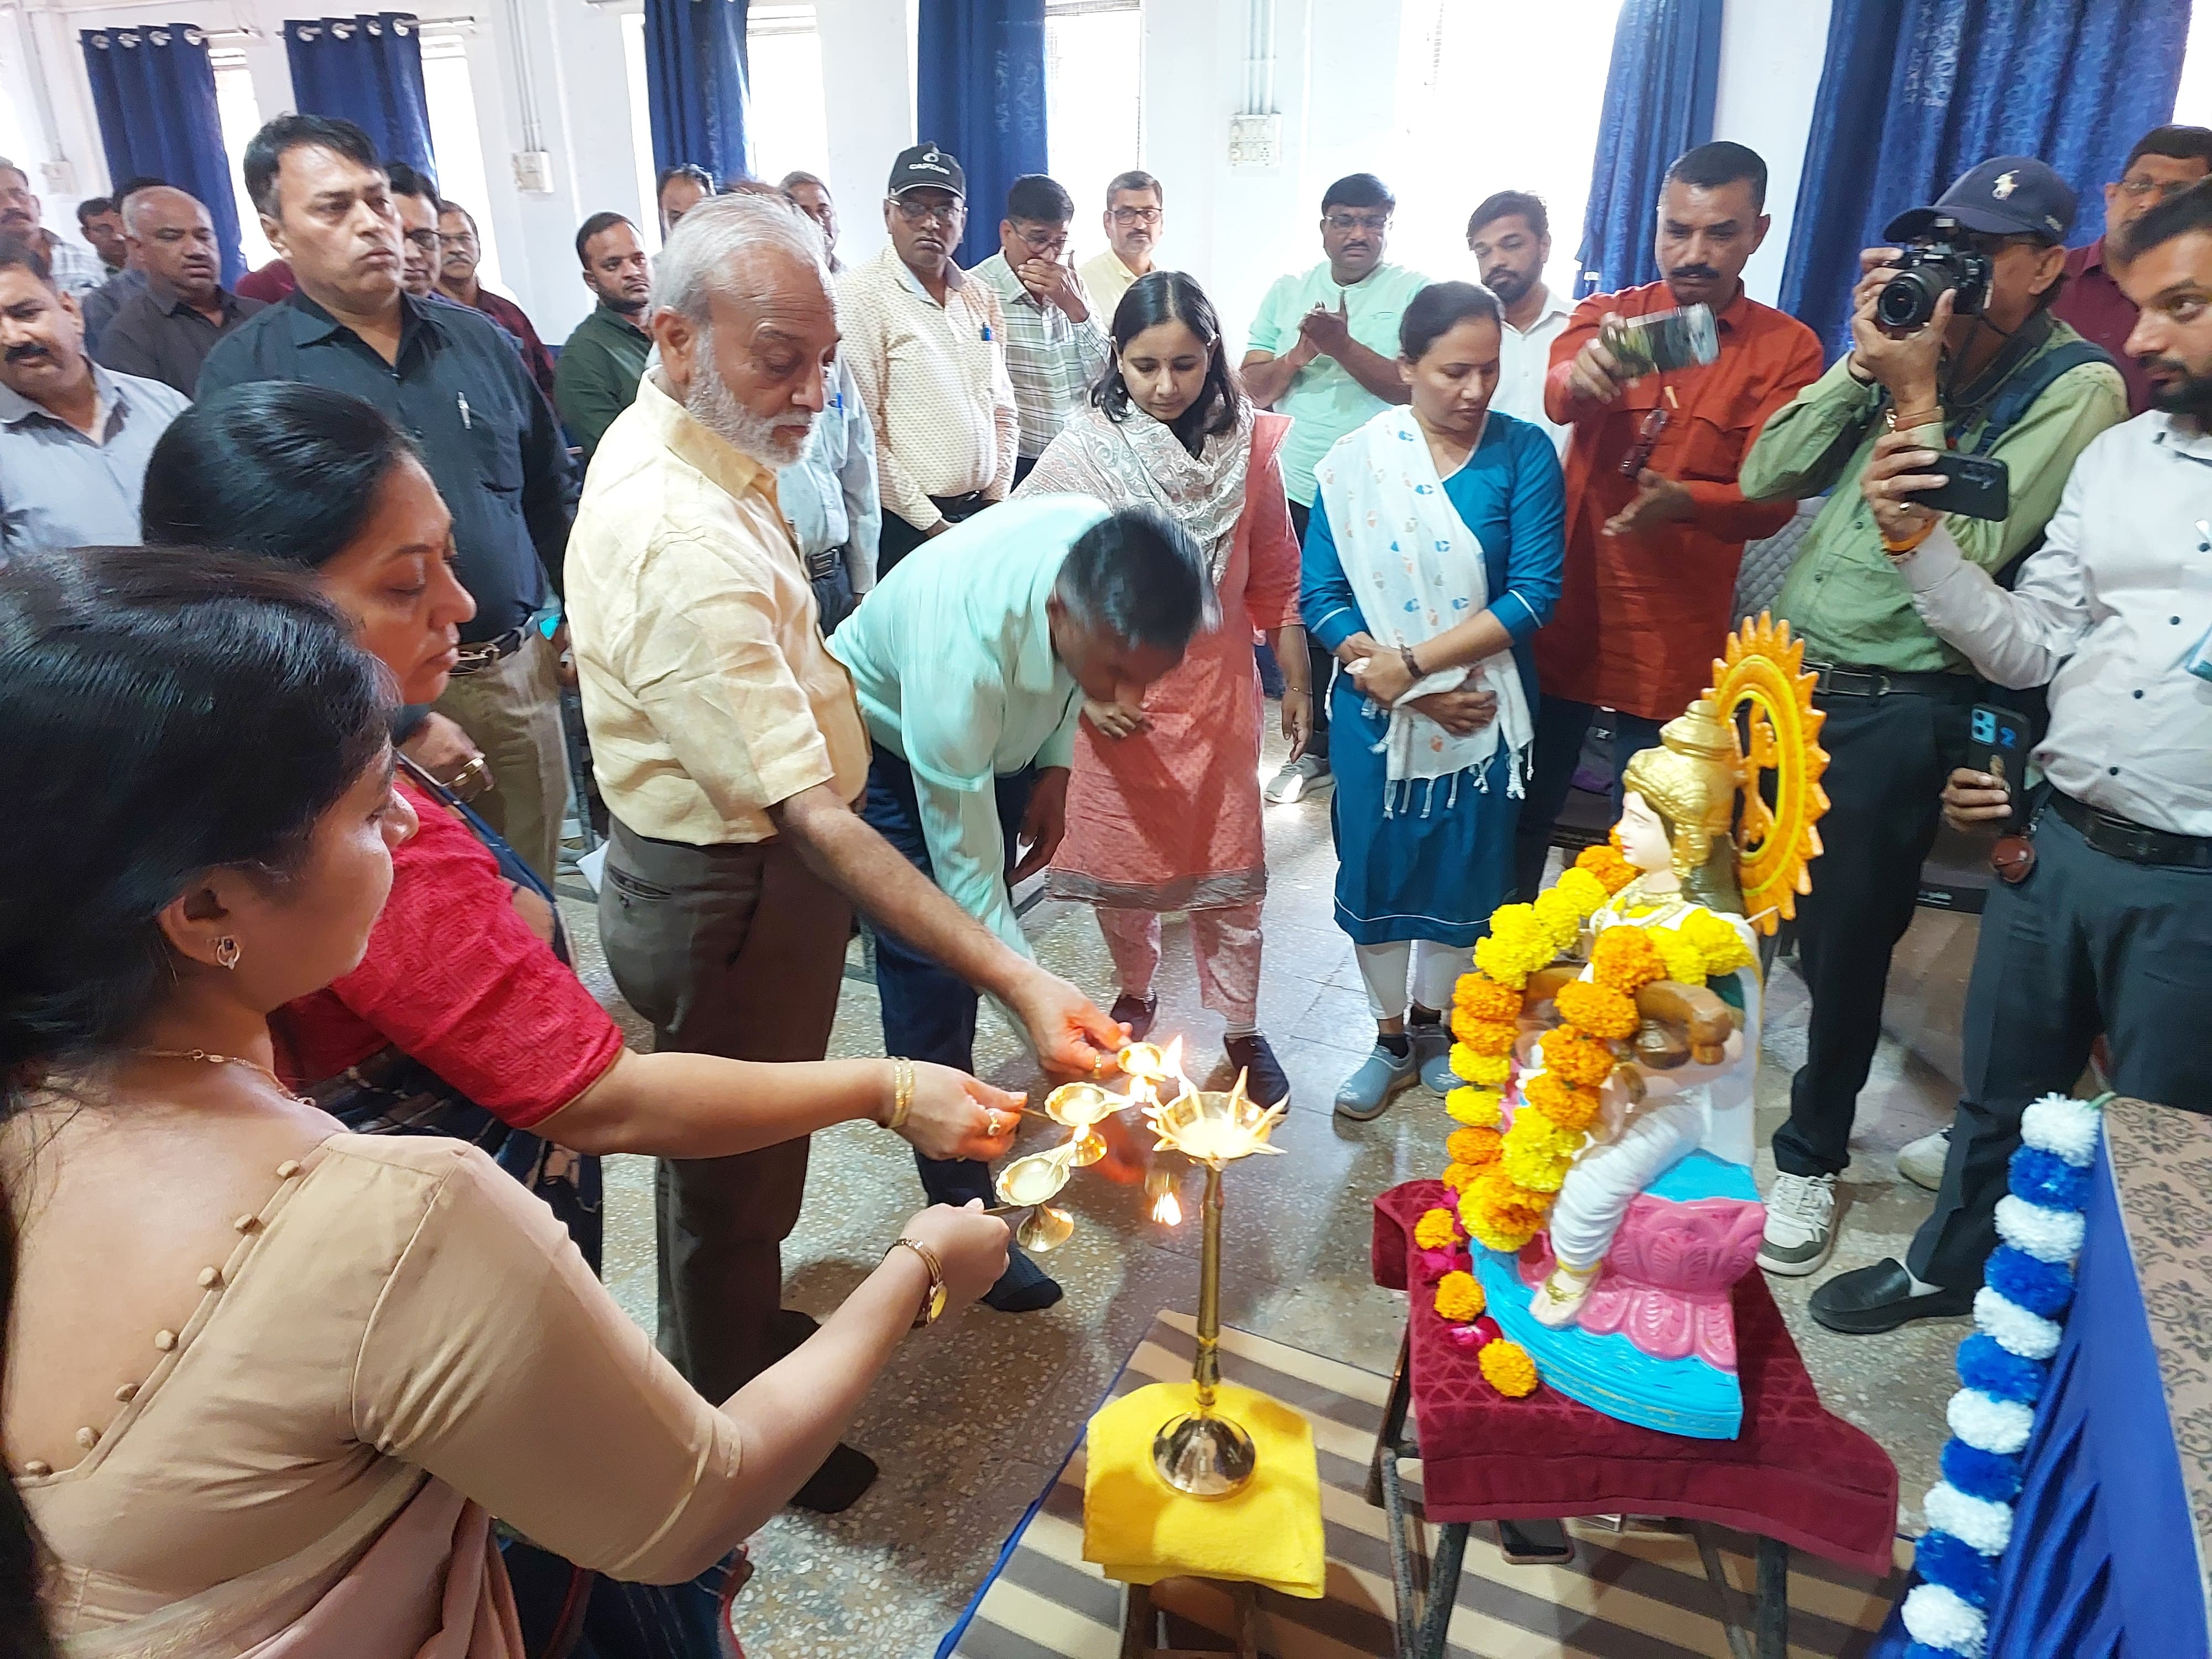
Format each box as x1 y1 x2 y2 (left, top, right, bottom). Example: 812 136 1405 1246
1711 0 1832 305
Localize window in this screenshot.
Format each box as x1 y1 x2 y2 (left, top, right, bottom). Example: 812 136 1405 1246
420 29 504 291
1387 0 1626 299
1046 0 1142 259
210 48 274 270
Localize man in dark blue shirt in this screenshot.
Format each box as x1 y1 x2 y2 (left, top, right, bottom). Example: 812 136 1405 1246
201 114 578 884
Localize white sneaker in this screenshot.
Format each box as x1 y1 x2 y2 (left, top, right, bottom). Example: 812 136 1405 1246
1264 754 1333 804
1897 1128 1950 1192
1757 1172 1838 1276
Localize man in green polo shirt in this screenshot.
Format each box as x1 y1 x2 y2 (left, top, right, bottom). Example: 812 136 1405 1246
1243 172 1430 802
1736 157 2127 1288
555 211 654 469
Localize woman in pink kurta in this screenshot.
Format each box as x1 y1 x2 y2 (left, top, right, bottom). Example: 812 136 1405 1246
1015 271 1308 1104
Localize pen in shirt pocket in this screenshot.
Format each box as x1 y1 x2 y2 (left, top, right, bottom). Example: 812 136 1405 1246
457 391 472 430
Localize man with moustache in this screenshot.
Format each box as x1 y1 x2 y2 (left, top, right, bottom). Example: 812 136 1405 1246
1244 171 1431 804
780 170 841 272
75 196 126 276
1468 189 1571 455
839 143 1018 574
555 211 654 467
200 114 578 886
0 233 187 552
1514 141 1822 900
0 156 103 297
1804 179 2212 1332
658 164 714 238
1077 169 1164 319
95 186 264 396
565 192 1126 1506
435 199 558 406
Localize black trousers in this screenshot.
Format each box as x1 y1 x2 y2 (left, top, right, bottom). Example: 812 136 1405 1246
879 494 989 577
1513 696 1666 901
1909 804 2212 1287
1288 498 1333 763
1772 685 1973 1177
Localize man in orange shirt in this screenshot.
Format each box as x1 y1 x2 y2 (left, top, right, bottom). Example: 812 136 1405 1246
1514 143 1822 898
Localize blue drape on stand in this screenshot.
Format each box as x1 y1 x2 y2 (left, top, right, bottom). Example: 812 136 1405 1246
283 13 436 181
79 24 246 285
1777 0 2191 359
917 0 1047 269
645 0 753 186
1575 0 1723 298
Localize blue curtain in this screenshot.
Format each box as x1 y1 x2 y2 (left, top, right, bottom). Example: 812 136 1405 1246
1575 0 1723 298
79 24 246 285
917 0 1047 268
1777 0 2192 358
645 0 753 186
283 14 436 181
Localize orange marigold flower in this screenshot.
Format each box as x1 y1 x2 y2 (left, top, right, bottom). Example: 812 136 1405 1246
1523 1072 1601 1134
1479 1338 1540 1397
1413 1207 1460 1250
1447 1125 1503 1166
1451 1014 1518 1056
1554 978 1639 1042
1453 975 1523 1024
1434 1269 1486 1323
1591 925 1665 995
1440 1161 1483 1193
1575 842 1637 895
1541 1027 1615 1088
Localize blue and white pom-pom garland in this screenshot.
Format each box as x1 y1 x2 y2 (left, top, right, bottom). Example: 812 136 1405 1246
1901 1093 2106 1659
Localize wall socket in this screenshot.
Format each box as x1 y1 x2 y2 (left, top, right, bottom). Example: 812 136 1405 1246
1228 113 1281 174
512 150 554 193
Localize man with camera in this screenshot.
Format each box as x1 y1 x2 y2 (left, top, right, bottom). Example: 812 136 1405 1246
1740 157 2128 1282
1806 180 2212 1332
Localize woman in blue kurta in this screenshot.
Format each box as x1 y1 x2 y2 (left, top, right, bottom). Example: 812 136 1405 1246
1301 281 1565 1119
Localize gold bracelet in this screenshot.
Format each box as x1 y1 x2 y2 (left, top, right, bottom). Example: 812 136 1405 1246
1881 519 1937 557
884 1056 915 1133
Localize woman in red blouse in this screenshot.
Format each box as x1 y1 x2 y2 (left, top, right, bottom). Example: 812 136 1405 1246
139 384 1020 1230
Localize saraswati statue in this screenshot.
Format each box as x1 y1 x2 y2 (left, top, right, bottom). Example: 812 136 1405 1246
1428 617 1828 1438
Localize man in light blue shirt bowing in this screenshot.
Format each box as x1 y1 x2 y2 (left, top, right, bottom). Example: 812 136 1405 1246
829 494 1211 1308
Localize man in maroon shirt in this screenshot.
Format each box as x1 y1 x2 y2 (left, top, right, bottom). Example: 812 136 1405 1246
2054 124 2212 414
435 197 558 405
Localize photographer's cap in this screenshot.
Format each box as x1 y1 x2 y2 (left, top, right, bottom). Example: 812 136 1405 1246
1884 156 2075 244
887 143 965 200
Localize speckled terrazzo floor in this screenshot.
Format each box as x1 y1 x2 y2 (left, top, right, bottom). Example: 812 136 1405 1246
552 721 1975 1658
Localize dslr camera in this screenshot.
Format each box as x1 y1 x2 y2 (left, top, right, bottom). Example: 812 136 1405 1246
1877 221 1992 331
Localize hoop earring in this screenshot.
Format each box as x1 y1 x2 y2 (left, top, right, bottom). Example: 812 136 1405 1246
214 937 242 971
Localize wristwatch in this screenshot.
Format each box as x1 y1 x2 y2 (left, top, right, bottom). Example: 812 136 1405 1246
886 1237 947 1328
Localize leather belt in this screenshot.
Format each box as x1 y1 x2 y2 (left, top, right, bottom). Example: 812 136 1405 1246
1804 660 1978 700
2050 791 2212 869
805 544 849 581
450 624 531 676
931 492 984 523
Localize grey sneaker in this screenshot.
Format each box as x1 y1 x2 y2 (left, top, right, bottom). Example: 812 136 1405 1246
1265 754 1333 804
1334 1042 1418 1121
1757 1172 1839 1276
1412 1022 1454 1092
1897 1128 1950 1192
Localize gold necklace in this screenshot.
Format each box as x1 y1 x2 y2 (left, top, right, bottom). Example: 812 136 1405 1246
133 1048 310 1104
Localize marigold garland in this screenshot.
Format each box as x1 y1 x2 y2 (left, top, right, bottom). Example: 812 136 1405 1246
1531 886 1584 952
1440 1161 1482 1193
1500 1142 1572 1193
1451 1045 1511 1088
1502 1109 1583 1165
1553 865 1611 918
1434 1269 1486 1323
1646 926 1709 987
1413 1207 1461 1251
1680 907 1755 977
1473 904 1554 989
1447 1125 1504 1166
1575 841 1637 895
1540 1026 1615 1089
1591 925 1665 996
1453 977 1521 1023
1553 978 1639 1042
1522 1072 1600 1134
1451 1013 1517 1056
1479 1338 1540 1397
1446 1086 1504 1127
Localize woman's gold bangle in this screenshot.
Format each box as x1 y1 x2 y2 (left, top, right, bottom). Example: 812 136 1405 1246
884 1056 916 1132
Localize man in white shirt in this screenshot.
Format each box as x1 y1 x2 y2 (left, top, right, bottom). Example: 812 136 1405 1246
1077 170 1163 321
1468 190 1572 456
1808 180 2212 1335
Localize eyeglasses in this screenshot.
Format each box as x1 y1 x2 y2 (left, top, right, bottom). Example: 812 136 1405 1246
1110 205 1162 225
403 228 439 252
1323 212 1390 233
2118 175 2197 204
1011 226 1069 257
894 197 963 227
1620 408 1670 477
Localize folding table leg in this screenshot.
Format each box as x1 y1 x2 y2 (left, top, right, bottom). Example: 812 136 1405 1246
1367 1324 1412 1509
1755 1537 1790 1659
1119 1582 1154 1658
1415 1522 1468 1659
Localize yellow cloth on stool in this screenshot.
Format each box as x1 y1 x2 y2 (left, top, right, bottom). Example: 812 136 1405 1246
1081 1380 1326 1599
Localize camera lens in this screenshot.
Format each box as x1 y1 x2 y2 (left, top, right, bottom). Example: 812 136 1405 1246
1877 268 1943 331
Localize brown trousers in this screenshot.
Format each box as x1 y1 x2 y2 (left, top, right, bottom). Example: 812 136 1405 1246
435 628 571 888
598 818 853 1402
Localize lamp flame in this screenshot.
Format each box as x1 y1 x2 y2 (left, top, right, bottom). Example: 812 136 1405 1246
1151 1188 1183 1226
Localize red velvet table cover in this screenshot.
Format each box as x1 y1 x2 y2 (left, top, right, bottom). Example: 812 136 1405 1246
1374 1180 1898 1576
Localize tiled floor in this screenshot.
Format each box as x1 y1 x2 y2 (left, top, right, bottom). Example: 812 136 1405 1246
557 726 1979 1657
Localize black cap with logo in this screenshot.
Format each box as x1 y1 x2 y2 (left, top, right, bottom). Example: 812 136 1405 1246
887 143 966 201
1884 156 2077 245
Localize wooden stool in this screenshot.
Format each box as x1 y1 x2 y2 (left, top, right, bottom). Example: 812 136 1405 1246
1120 1579 1260 1658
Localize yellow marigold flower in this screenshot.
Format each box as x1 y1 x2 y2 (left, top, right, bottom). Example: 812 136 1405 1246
1553 865 1610 918
1646 926 1708 986
1554 978 1639 1042
1447 1086 1504 1127
1532 886 1583 951
1465 1211 1539 1253
1681 908 1754 976
1413 1207 1461 1250
1523 1072 1600 1134
1479 1338 1540 1397
1453 975 1522 1023
1434 1269 1486 1323
1540 1027 1614 1088
1503 1109 1582 1164
1501 1141 1572 1192
1453 1045 1511 1087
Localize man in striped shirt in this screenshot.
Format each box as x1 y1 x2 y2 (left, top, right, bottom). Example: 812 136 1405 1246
838 143 1018 575
968 173 1109 485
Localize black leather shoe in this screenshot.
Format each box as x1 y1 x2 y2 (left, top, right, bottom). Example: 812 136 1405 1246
789 1441 878 1513
1809 1259 1975 1334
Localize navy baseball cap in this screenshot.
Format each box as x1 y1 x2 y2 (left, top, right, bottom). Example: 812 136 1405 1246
887 142 964 200
1884 156 2076 244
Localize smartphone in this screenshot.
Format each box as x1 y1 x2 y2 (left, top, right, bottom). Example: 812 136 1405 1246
1918 453 2010 521
1600 305 1719 378
1969 703 2031 829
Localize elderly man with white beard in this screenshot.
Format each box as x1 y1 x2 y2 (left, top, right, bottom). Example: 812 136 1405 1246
564 192 1126 1512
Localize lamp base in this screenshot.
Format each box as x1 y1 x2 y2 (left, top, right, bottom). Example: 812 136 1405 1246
1151 1410 1258 1498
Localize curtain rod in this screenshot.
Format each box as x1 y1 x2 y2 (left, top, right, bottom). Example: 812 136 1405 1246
196 14 477 39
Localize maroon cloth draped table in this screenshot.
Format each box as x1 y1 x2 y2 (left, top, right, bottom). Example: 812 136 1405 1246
1373 1179 1897 1577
